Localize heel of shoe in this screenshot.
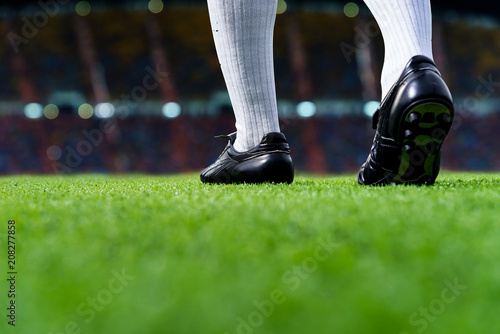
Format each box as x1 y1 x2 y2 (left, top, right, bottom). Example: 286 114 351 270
392 101 453 185
233 152 294 184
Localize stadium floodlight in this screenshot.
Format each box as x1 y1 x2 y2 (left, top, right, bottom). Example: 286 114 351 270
162 102 181 118
44 104 59 120
75 1 91 16
277 0 287 14
78 103 94 119
297 101 317 118
148 0 164 14
344 2 359 18
363 101 380 117
94 103 114 118
24 103 44 119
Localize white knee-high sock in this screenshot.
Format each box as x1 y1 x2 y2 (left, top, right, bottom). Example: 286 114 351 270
363 0 434 99
207 0 280 152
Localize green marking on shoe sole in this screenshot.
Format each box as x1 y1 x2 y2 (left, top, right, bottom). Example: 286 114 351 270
393 103 452 184
408 134 439 147
404 103 446 128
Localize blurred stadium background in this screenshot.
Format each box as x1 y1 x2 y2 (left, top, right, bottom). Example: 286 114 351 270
0 0 499 174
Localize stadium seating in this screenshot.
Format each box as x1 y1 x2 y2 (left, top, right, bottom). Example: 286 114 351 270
0 6 499 174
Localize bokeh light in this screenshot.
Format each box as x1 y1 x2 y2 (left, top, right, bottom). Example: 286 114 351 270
44 104 59 119
162 102 181 118
297 101 317 118
148 0 164 14
24 103 43 119
277 0 287 14
76 1 91 16
363 101 380 117
95 103 114 118
344 2 359 18
78 103 94 119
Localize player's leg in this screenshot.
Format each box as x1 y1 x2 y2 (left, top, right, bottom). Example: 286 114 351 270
201 0 294 184
358 0 454 185
207 0 280 152
365 0 434 98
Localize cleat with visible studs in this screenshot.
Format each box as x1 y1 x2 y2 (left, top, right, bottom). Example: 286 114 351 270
358 55 454 186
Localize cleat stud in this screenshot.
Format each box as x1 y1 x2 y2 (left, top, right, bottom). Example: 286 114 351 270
409 112 421 123
404 129 414 139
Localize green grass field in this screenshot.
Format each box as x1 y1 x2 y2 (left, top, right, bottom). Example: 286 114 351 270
1 172 500 334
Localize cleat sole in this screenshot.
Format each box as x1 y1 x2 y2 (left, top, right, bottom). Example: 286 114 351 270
392 102 453 185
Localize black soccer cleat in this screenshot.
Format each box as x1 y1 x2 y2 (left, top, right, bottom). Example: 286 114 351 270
358 55 454 186
200 132 294 184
